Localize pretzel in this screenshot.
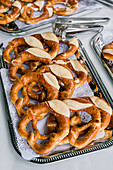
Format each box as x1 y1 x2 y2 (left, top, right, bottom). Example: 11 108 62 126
37 63 75 99
21 1 53 24
48 0 79 16
9 47 52 82
0 0 13 7
20 100 70 154
0 1 22 25
10 72 59 116
0 4 9 13
53 60 87 87
3 35 44 63
54 37 79 60
102 41 113 60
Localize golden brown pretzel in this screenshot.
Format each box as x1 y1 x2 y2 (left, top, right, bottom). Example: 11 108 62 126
102 41 113 60
0 0 13 7
0 1 22 25
21 1 53 24
36 63 75 99
18 100 70 154
9 48 52 82
3 35 44 63
53 59 88 87
10 72 59 116
54 37 79 60
48 0 79 16
0 4 9 13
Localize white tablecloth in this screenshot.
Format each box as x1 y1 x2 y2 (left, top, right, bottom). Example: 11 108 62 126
0 2 113 170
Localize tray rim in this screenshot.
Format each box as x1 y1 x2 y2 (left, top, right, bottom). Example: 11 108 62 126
90 31 113 79
0 39 113 164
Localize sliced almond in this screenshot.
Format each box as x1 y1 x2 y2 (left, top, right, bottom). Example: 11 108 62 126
41 32 59 43
49 64 73 79
47 100 70 117
63 99 93 110
12 1 21 9
90 96 112 115
34 1 44 11
24 36 43 49
69 37 79 48
70 60 87 74
43 72 60 90
26 48 51 59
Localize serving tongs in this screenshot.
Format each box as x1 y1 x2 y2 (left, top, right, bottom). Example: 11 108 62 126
53 17 109 41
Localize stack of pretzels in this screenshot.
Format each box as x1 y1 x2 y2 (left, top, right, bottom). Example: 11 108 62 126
3 32 113 155
0 0 79 25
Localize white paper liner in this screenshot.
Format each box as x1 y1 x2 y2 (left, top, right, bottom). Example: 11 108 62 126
0 38 105 160
13 0 103 29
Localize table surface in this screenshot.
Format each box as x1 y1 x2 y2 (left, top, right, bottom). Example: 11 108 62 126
0 2 113 170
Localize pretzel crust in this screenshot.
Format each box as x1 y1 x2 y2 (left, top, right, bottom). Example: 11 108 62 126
18 100 70 154
0 1 22 25
102 41 113 60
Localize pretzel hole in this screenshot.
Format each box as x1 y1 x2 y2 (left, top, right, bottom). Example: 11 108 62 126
78 111 92 123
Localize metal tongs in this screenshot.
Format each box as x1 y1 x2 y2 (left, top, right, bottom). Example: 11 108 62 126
53 17 110 41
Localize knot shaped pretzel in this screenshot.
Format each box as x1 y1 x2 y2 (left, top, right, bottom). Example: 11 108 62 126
21 1 53 24
53 59 88 87
47 97 112 148
48 0 79 16
3 32 59 63
55 37 79 60
102 41 113 61
18 100 70 154
10 72 59 117
36 63 75 99
0 1 22 25
9 47 52 82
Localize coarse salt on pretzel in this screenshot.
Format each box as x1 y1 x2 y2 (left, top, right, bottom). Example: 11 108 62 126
10 71 59 116
21 1 53 24
54 59 87 87
0 1 22 25
55 37 79 60
48 0 79 16
3 35 44 63
24 100 70 154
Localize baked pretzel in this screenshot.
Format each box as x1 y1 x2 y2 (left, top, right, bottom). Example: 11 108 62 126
102 41 113 60
53 60 87 87
21 1 53 24
9 47 52 82
0 1 22 25
3 35 44 63
36 63 75 99
0 4 9 13
48 0 79 16
10 72 59 116
55 37 79 60
18 100 70 154
0 0 13 7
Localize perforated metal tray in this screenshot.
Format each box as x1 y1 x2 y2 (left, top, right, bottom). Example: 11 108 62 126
0 39 113 164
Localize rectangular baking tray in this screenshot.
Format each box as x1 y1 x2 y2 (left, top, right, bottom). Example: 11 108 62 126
97 0 113 7
90 29 113 79
0 0 102 35
0 37 113 164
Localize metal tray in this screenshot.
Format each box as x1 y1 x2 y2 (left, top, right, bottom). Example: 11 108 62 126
91 30 113 79
0 39 113 164
97 0 113 7
0 0 102 36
